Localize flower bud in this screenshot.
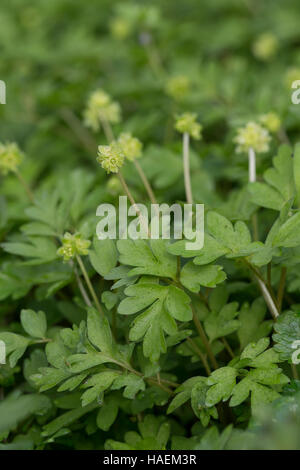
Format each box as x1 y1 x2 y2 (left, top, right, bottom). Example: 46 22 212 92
0 142 23 175
175 113 202 140
97 142 125 173
117 133 142 161
234 122 271 154
57 233 91 261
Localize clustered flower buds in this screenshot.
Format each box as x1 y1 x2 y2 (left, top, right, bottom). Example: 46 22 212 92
165 75 190 101
117 132 142 161
109 17 132 40
83 89 121 132
97 142 125 173
252 33 278 61
0 142 23 175
57 232 91 261
234 121 271 154
259 112 281 133
175 112 202 140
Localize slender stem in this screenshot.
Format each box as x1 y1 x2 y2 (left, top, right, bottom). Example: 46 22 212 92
277 266 287 313
73 262 92 307
244 260 280 320
267 262 272 286
117 171 137 207
60 107 97 156
14 170 34 203
76 255 104 316
133 160 157 205
143 41 165 81
248 147 256 183
191 304 218 370
291 364 299 380
183 132 193 204
118 171 149 236
222 337 235 359
187 337 211 375
99 113 115 143
277 127 291 145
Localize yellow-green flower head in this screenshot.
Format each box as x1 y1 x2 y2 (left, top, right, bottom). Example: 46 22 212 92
234 122 271 154
175 113 202 140
0 142 23 175
83 89 121 132
117 132 143 161
97 142 125 174
110 17 132 39
259 112 281 133
57 233 91 262
165 75 190 101
285 67 300 89
252 33 278 61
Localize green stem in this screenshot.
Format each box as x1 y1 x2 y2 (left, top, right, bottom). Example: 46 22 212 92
183 132 193 204
76 255 104 316
14 169 34 203
191 304 218 370
187 337 211 375
133 160 157 205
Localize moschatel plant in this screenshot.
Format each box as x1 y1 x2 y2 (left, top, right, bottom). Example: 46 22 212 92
1 0 300 451
0 100 300 449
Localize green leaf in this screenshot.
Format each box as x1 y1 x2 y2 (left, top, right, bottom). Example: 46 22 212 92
1 236 58 265
0 332 30 367
293 142 300 203
206 367 238 406
89 237 118 277
238 298 273 350
180 262 226 292
87 307 114 355
204 302 240 342
96 396 119 431
111 373 145 398
118 282 192 362
20 309 47 339
42 404 97 437
0 394 51 435
273 212 300 248
248 145 295 211
117 239 177 279
167 377 205 414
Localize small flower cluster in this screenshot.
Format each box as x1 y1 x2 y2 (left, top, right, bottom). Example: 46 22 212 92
97 142 125 173
109 17 132 40
234 122 271 154
175 113 202 140
0 142 23 175
165 75 190 101
117 132 143 161
84 89 121 132
252 33 278 61
57 232 91 261
259 112 281 133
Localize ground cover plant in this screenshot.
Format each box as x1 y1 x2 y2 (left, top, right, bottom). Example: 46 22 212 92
1 0 300 450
